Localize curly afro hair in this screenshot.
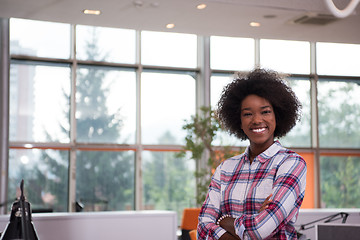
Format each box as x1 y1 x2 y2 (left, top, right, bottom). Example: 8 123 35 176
217 68 302 140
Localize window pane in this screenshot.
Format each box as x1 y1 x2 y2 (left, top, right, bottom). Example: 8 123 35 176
211 74 234 108
317 42 360 76
76 66 136 144
76 25 136 64
320 156 360 208
280 78 311 147
76 150 135 211
318 79 360 148
9 63 71 142
8 149 69 212
141 31 197 68
142 151 195 223
10 18 70 59
260 39 310 74
141 71 196 144
211 36 255 71
211 74 246 146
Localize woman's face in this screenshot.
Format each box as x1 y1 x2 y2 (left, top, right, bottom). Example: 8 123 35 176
240 94 276 151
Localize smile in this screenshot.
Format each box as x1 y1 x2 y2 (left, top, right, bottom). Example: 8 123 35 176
252 127 267 133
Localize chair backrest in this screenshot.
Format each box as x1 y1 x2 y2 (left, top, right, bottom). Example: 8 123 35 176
181 208 201 230
189 229 197 240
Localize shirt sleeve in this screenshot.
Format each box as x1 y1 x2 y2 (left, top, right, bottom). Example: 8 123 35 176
197 166 227 240
234 154 307 239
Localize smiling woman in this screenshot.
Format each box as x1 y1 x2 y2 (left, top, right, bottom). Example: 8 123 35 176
197 69 307 240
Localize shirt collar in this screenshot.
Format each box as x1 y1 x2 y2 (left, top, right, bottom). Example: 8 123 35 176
244 140 283 163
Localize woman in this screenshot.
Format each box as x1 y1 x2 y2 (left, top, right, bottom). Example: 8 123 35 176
197 69 307 240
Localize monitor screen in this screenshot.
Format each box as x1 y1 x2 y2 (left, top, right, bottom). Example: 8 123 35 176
316 223 360 240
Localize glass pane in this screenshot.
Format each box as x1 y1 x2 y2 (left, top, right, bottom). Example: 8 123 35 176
141 71 196 144
211 74 246 146
141 31 197 68
76 25 136 64
318 79 360 148
10 18 71 59
317 42 360 76
8 149 69 213
260 39 310 74
211 74 234 108
210 36 255 71
280 78 311 147
142 151 195 223
76 150 135 211
9 63 71 142
320 156 360 208
76 66 136 144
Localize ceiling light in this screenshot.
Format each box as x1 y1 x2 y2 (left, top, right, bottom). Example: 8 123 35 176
197 4 207 10
83 9 101 15
166 23 175 29
264 14 276 19
250 22 261 27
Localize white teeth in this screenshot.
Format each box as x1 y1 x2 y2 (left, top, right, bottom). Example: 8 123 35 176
252 128 266 133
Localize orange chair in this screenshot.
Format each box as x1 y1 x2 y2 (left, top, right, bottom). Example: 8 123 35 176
180 208 201 240
189 229 197 240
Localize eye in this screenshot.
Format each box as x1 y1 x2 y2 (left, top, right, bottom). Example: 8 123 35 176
262 109 272 114
242 112 252 117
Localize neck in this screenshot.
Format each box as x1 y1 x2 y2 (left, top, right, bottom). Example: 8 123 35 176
248 141 275 163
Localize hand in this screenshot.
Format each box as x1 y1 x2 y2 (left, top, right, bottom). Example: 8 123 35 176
258 194 272 213
219 217 241 240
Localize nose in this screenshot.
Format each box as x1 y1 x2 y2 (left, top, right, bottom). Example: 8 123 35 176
252 113 263 124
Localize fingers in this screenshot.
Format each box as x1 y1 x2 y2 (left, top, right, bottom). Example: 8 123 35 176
258 194 273 213
265 194 273 201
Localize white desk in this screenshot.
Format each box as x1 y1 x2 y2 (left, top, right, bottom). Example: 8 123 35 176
0 210 177 240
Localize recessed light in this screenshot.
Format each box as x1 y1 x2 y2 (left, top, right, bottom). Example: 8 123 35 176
264 14 276 19
197 4 207 10
166 23 175 29
250 22 261 27
83 9 101 15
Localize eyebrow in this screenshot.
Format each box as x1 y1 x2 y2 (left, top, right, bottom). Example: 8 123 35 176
241 105 272 111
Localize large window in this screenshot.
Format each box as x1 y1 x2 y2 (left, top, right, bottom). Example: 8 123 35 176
317 42 360 76
8 19 197 217
280 78 311 148
5 18 360 218
260 39 310 74
318 79 360 148
76 66 136 144
76 25 136 64
9 149 69 212
320 155 360 208
210 36 255 71
141 71 196 144
142 151 195 223
9 63 71 143
10 18 70 59
141 31 197 68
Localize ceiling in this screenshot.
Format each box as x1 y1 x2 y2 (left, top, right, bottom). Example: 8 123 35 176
0 0 360 44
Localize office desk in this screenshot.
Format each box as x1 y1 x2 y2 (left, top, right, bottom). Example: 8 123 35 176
0 210 177 240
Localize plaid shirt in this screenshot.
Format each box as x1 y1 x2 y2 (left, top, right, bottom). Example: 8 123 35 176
197 141 307 240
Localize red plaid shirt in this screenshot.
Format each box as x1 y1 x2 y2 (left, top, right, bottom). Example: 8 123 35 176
197 141 307 240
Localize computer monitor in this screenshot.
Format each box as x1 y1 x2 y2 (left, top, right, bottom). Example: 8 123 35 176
316 223 360 240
